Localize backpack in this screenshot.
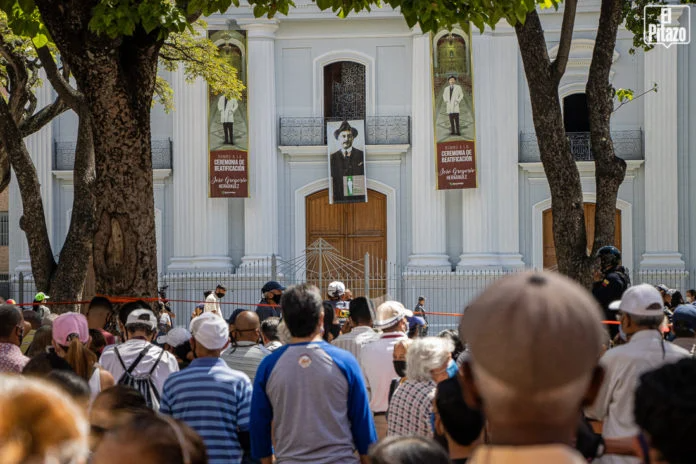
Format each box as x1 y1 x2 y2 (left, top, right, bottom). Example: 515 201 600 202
114 344 165 410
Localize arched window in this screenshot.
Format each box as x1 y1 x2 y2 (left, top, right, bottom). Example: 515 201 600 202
563 93 590 133
323 61 366 120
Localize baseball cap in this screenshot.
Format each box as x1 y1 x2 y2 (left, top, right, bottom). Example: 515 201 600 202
407 315 426 331
672 305 696 330
656 284 673 293
460 271 605 393
328 281 346 297
157 328 192 347
34 292 50 302
125 308 157 330
610 284 664 317
52 313 90 346
190 312 229 350
262 281 285 293
374 301 413 329
6 299 16 305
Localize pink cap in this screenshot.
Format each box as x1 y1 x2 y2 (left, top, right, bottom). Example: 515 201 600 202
53 312 90 346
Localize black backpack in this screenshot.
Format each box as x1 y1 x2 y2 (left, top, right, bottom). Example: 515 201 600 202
114 344 165 410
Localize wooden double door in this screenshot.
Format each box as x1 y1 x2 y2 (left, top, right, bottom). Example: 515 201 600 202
305 189 387 297
543 203 622 270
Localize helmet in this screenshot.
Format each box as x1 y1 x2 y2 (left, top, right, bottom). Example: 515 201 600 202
327 281 345 298
597 246 621 269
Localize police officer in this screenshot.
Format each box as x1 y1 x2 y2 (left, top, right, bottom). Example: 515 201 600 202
591 246 631 338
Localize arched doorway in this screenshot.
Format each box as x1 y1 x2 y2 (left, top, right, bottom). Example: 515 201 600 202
306 189 387 297
543 203 622 270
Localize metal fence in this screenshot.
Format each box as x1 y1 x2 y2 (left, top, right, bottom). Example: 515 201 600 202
2 264 693 335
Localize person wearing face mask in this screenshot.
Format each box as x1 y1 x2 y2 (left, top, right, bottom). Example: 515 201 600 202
204 284 227 318
256 281 285 322
221 310 270 383
386 337 454 438
360 301 412 440
388 339 412 405
0 304 29 373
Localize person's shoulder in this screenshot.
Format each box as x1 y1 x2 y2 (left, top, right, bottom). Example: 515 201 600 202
665 342 691 357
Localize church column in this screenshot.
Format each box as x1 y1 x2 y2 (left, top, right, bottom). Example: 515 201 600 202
640 43 685 271
457 28 523 270
238 20 280 272
11 70 54 273
407 30 451 270
168 50 234 272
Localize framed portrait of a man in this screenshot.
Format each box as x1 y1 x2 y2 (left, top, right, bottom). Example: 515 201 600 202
327 120 368 204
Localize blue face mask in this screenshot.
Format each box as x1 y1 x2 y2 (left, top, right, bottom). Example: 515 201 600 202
446 359 458 379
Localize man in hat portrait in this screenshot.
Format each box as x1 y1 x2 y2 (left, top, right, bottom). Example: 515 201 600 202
329 120 366 203
443 75 463 136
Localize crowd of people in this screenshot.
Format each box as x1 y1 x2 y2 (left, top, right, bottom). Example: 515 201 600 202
1 259 696 463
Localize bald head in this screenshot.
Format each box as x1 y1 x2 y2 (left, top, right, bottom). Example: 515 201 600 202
459 271 605 429
234 311 261 342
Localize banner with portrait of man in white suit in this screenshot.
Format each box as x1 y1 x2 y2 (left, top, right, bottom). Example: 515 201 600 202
432 27 477 190
208 29 249 198
327 120 368 204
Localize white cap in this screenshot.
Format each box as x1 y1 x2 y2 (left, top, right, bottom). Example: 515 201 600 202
157 328 192 347
328 281 345 297
189 312 229 350
610 284 664 317
126 309 157 330
374 301 413 329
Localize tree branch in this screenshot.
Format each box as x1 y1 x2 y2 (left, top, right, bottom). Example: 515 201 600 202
551 0 578 83
0 93 57 290
0 39 30 122
36 46 82 109
19 97 69 137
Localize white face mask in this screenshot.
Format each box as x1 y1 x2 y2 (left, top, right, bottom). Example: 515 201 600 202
618 323 628 342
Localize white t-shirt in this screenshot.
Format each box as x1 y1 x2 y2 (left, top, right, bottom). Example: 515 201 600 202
159 313 172 326
360 332 408 413
99 339 179 396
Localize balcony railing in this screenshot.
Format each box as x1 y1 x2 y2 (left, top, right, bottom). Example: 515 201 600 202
279 116 411 146
54 138 173 171
519 130 643 163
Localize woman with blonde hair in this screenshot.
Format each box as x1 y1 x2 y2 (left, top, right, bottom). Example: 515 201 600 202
0 374 90 464
52 313 115 399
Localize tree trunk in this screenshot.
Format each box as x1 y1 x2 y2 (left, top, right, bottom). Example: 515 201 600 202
516 11 593 286
48 108 96 313
587 0 627 260
0 97 56 292
34 1 162 299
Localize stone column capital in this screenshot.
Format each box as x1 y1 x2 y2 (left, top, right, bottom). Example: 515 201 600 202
239 19 279 39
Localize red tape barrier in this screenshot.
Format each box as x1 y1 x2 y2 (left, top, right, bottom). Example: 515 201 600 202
14 297 621 324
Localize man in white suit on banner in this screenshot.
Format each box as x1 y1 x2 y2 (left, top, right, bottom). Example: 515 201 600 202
218 95 238 145
443 75 463 136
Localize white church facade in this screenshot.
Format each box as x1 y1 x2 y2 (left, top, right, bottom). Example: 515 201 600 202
8 1 696 324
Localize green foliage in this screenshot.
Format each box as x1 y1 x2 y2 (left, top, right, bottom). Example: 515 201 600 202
87 0 236 39
0 0 50 47
612 82 658 113
247 0 560 33
157 22 244 110
615 88 633 103
0 10 43 99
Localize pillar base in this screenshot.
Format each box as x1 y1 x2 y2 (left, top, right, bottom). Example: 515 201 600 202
167 256 235 273
237 255 282 277
406 254 452 273
456 253 525 272
639 252 685 271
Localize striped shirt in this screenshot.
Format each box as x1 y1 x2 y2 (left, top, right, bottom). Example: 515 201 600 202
222 342 270 383
160 357 252 464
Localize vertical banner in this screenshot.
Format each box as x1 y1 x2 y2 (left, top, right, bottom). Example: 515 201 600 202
327 120 368 204
432 28 477 189
209 30 249 198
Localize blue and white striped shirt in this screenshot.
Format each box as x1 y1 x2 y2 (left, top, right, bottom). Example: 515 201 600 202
160 357 252 464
